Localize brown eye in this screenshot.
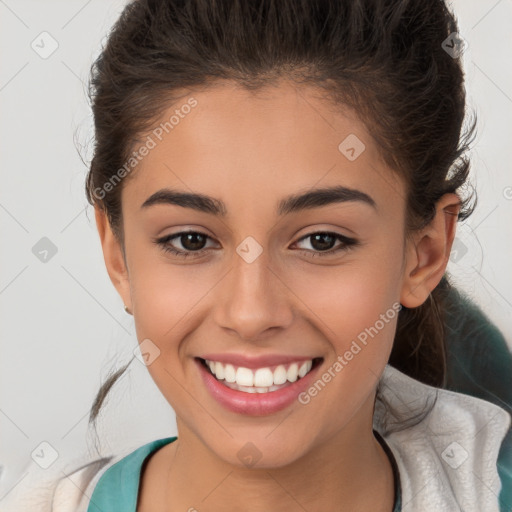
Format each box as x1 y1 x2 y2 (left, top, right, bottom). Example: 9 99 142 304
294 231 358 258
154 231 216 258
178 232 208 251
309 233 337 251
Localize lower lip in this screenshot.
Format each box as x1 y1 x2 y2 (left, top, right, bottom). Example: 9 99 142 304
196 358 322 416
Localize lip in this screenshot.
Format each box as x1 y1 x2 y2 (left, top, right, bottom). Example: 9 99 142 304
199 352 316 369
196 357 323 416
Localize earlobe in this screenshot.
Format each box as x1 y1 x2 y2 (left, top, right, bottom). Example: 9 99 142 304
400 193 461 308
94 206 133 312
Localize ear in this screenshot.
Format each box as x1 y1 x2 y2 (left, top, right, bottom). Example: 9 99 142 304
94 206 133 312
400 193 461 308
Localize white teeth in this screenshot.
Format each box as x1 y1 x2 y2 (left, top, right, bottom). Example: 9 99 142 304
235 367 254 387
223 382 286 393
224 382 262 393
287 363 299 382
215 361 225 380
204 358 316 392
298 360 312 378
273 365 288 385
254 368 274 387
224 363 236 383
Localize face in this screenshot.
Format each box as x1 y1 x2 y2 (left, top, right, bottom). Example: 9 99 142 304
97 80 452 469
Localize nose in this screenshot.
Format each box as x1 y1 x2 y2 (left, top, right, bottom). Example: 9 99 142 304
213 246 294 342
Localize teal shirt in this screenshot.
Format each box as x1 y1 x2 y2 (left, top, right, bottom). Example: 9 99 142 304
87 437 177 512
87 433 402 511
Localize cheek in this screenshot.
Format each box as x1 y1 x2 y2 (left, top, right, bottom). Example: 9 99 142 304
289 264 402 437
127 237 213 337
292 247 402 340
286 246 403 404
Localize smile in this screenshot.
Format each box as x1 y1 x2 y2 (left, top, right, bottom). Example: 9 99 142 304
196 356 324 416
202 358 316 393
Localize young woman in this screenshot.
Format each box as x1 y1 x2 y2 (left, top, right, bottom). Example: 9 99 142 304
3 0 511 511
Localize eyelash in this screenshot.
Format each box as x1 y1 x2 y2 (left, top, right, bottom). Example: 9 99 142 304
153 230 359 259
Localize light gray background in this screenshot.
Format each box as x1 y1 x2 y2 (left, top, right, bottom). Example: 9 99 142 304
1 0 511 498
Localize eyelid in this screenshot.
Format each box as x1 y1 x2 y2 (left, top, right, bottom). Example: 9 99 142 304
153 230 218 256
154 229 359 258
291 231 358 254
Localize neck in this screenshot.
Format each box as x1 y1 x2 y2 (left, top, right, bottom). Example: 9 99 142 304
151 405 395 512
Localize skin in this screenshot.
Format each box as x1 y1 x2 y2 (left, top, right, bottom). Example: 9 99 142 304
95 80 460 511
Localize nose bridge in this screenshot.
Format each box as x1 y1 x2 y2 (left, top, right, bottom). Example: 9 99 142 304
215 241 293 340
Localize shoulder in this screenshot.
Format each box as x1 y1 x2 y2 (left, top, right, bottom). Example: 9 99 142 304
375 365 511 512
87 437 177 512
0 454 113 512
0 439 171 512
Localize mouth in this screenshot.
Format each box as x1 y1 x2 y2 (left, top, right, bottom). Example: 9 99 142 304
195 356 324 416
198 357 323 393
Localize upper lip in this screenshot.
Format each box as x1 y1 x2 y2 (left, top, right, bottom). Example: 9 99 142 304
198 353 321 369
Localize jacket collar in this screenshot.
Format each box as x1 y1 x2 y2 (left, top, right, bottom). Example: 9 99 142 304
374 364 511 511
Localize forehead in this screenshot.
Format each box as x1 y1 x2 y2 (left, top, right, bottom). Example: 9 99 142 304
121 80 405 217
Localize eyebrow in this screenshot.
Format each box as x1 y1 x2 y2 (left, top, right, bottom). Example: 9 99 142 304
140 185 377 216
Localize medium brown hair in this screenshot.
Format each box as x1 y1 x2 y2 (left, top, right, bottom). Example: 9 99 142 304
85 0 477 428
